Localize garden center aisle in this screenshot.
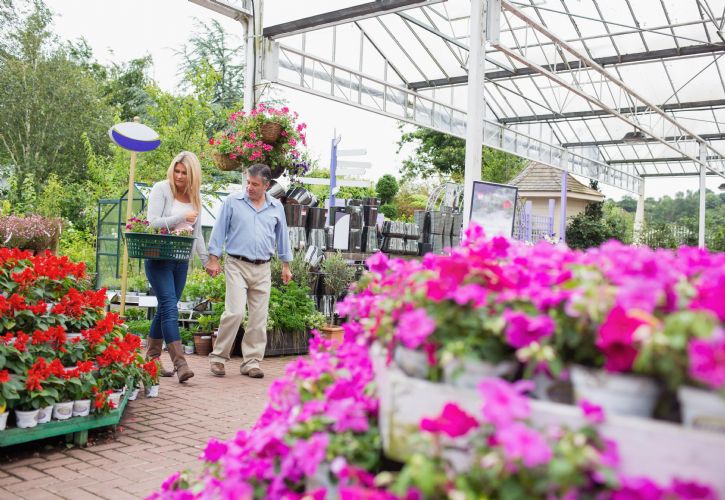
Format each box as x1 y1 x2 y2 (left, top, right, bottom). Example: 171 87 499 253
0 355 294 499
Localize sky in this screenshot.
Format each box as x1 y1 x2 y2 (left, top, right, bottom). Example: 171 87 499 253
44 0 724 202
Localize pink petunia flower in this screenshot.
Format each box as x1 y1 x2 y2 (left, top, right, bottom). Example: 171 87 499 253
502 310 555 349
596 306 648 373
420 402 479 438
478 378 533 426
495 422 552 467
687 328 725 389
395 308 436 349
579 399 605 424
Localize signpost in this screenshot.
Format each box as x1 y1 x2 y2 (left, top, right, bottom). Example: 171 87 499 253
108 118 160 316
328 134 371 223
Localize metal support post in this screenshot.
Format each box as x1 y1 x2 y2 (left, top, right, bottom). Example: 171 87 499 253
698 142 707 248
634 178 646 244
559 168 568 244
329 135 340 225
547 198 555 236
243 14 255 114
462 0 488 228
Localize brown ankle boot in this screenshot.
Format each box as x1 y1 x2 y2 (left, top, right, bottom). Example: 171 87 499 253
167 341 194 383
146 338 173 377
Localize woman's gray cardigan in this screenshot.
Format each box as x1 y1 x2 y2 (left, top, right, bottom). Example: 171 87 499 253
147 180 209 266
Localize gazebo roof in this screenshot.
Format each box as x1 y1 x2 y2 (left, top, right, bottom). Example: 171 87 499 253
510 162 604 199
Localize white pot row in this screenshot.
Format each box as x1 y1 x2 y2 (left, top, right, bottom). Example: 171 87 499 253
0 384 160 431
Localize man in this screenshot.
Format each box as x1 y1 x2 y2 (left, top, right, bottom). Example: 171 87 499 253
205 164 292 378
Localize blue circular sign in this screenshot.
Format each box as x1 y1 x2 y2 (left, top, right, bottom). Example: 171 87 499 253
109 122 161 152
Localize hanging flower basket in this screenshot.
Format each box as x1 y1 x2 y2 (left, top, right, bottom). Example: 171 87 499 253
124 232 194 261
212 152 244 172
260 122 283 143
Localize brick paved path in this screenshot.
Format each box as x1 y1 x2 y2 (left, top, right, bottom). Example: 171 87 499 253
0 354 296 499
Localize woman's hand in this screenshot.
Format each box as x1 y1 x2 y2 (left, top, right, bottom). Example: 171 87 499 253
185 210 198 224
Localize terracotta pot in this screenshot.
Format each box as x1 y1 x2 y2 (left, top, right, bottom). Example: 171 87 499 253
319 324 344 345
194 333 213 356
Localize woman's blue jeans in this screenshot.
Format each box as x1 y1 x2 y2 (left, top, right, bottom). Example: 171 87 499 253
144 259 188 343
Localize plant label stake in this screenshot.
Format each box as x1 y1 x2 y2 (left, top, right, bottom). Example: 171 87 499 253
108 118 160 316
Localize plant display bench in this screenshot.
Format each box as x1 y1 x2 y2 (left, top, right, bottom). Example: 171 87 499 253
0 390 131 448
372 350 725 495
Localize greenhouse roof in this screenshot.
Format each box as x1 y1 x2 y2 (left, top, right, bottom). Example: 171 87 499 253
258 0 725 192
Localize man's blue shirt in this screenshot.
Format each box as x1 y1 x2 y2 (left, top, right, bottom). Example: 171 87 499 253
208 192 292 262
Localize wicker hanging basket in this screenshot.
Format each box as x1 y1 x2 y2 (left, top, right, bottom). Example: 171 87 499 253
260 122 283 143
213 152 244 172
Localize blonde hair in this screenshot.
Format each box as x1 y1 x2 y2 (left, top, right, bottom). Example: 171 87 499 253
167 151 202 212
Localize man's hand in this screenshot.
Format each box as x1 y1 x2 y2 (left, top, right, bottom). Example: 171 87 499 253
205 255 222 277
281 263 292 285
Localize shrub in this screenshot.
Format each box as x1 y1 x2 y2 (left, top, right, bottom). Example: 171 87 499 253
0 214 62 252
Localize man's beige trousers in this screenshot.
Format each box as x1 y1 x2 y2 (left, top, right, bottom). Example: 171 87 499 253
208 258 271 372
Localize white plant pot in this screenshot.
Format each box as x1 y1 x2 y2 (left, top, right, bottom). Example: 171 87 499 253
52 401 74 420
145 384 160 398
128 388 140 401
393 346 430 379
570 365 659 418
678 386 725 432
37 405 53 424
15 409 39 428
108 391 123 408
66 332 83 341
184 344 194 355
0 411 8 431
443 357 517 389
73 399 91 417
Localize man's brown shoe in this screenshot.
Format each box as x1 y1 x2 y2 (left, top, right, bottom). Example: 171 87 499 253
245 367 264 379
210 362 225 377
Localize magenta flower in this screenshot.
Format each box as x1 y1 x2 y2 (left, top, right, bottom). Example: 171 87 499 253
687 329 725 389
596 306 648 373
579 399 605 424
202 439 228 463
395 308 436 349
502 310 555 349
668 479 717 500
365 252 389 275
452 284 488 308
612 476 663 500
419 403 479 438
495 422 552 468
478 378 532 426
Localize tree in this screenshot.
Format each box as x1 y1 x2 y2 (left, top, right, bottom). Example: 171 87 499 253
566 181 629 249
376 174 399 204
0 1 113 198
177 19 244 132
397 126 526 183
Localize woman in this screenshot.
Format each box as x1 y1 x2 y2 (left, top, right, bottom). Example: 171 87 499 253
145 151 208 383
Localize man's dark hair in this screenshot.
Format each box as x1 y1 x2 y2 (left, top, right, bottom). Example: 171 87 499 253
247 164 272 184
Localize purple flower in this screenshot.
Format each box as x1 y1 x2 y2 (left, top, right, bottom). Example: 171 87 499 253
668 478 717 500
580 399 605 424
502 310 555 349
612 476 664 500
395 308 436 349
687 329 725 389
478 378 532 426
495 422 552 468
420 403 479 438
202 439 228 463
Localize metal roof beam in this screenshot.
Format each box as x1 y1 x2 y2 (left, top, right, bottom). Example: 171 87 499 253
562 132 725 148
608 156 721 164
263 0 444 39
407 43 725 89
502 99 725 124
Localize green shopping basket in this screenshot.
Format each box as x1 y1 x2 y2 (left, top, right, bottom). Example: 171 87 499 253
124 232 194 261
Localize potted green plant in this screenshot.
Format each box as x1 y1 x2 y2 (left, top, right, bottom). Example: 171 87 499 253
142 359 160 397
0 369 22 431
180 328 195 354
15 381 59 428
319 252 356 343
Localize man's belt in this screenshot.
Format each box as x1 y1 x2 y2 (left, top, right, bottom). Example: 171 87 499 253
228 254 271 265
